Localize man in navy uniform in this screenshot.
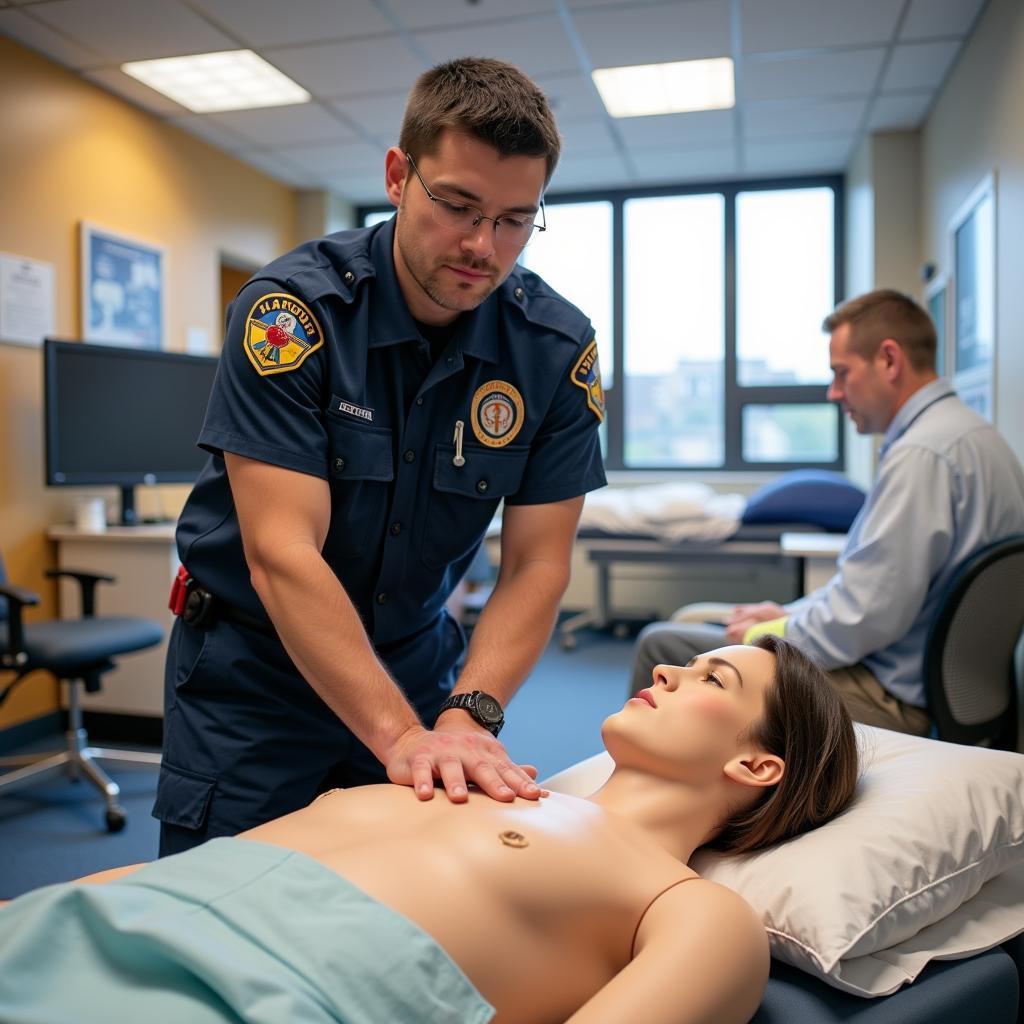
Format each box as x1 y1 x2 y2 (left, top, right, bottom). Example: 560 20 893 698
156 58 606 855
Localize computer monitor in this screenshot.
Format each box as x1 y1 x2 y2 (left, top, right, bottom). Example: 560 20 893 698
43 339 219 526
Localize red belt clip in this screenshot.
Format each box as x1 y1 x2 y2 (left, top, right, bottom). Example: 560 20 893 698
169 564 192 616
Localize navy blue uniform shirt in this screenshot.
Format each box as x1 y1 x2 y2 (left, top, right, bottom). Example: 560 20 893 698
177 218 606 647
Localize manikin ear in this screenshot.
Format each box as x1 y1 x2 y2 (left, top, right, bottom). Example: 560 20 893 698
723 751 785 790
383 147 408 208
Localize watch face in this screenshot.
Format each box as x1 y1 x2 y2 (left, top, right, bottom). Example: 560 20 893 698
474 693 503 723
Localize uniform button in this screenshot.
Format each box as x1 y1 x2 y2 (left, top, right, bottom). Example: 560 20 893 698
445 357 453 367
333 458 345 472
390 521 402 536
514 287 524 301
476 479 489 494
376 592 388 605
415 397 424 406
343 271 355 284
403 449 415 463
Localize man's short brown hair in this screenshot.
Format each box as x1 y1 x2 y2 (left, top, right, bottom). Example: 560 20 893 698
399 57 561 185
822 289 937 372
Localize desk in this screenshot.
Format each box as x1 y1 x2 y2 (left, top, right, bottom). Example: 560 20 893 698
47 524 178 717
558 532 845 650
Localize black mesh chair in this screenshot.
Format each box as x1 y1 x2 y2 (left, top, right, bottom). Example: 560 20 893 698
0 551 164 831
923 535 1024 751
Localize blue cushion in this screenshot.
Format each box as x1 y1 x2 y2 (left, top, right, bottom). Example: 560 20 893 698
742 470 866 533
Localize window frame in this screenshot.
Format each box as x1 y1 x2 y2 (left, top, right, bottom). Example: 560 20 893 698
358 172 844 474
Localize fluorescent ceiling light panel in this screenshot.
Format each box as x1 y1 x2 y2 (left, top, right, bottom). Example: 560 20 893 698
592 58 735 118
121 50 310 113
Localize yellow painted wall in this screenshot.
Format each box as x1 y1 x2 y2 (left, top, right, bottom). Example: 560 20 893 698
0 37 298 728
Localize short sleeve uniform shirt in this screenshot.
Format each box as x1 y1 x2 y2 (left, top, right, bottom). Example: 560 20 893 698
176 218 606 647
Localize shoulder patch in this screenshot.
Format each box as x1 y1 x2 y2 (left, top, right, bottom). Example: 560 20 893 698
243 292 323 376
570 338 605 423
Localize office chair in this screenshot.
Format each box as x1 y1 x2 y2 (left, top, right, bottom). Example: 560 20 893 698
0 551 164 831
923 535 1024 751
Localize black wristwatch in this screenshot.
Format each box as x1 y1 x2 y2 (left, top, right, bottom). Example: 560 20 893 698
436 690 505 737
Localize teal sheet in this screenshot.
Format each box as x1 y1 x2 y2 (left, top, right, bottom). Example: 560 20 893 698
0 836 494 1024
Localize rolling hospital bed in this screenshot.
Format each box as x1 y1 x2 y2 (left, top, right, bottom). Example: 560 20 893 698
554 471 865 649
545 724 1024 1024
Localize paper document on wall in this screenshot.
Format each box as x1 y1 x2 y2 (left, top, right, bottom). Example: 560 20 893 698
0 252 55 347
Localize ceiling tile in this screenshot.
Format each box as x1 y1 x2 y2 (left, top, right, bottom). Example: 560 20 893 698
204 102 355 146
324 173 388 205
0 6 104 67
166 112 254 152
575 0 731 68
547 152 633 193
384 0 554 31
284 138 383 176
741 0 902 52
415 14 578 78
557 117 618 155
745 97 866 138
868 91 933 131
233 146 316 186
630 144 738 184
82 65 191 114
264 36 425 97
534 72 607 121
744 136 851 175
328 90 408 144
740 47 885 102
28 0 237 62
881 40 959 91
900 0 987 41
614 109 735 148
195 0 391 48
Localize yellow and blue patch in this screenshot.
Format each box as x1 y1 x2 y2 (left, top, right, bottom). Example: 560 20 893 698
470 380 525 447
243 292 323 376
571 338 604 422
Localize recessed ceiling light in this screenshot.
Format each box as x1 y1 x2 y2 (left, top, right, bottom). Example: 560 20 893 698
121 50 310 113
592 57 735 118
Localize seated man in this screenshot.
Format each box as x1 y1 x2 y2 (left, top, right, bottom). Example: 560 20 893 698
632 289 1024 735
0 637 857 1024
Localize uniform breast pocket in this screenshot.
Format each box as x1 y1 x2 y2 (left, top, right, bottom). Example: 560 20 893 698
325 413 394 558
422 444 529 570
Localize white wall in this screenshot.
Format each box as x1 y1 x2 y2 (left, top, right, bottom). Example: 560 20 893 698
921 0 1024 460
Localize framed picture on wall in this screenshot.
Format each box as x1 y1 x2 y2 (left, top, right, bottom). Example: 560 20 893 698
80 222 165 349
924 271 948 379
948 173 996 422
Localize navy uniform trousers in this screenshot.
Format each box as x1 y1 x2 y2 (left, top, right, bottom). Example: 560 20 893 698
154 611 465 856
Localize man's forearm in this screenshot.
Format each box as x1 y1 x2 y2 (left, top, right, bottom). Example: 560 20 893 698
453 558 569 705
249 543 421 759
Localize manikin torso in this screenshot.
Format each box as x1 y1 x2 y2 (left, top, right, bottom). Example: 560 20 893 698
242 784 698 1023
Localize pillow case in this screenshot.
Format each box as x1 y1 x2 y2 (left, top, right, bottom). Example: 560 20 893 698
742 469 865 532
543 725 1024 996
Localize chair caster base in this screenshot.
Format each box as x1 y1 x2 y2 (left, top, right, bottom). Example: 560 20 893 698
105 806 127 833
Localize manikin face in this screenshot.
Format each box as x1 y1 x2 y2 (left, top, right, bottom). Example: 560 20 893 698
386 130 547 325
826 323 896 435
602 645 777 783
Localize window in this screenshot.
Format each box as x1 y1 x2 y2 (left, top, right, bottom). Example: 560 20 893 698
359 175 842 473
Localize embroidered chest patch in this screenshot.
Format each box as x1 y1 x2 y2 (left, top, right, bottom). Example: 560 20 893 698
571 338 605 423
470 380 525 447
243 292 323 376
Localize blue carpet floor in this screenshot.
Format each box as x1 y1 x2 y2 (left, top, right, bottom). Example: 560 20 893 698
0 631 635 898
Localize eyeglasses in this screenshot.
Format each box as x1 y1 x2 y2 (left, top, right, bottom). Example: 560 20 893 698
405 152 546 249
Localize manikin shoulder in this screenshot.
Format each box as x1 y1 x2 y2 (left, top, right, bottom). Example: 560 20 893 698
567 875 769 1024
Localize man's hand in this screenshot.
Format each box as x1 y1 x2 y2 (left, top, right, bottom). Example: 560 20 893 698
384 719 545 803
724 601 786 643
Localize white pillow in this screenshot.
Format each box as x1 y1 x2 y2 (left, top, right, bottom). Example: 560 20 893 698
543 725 1024 997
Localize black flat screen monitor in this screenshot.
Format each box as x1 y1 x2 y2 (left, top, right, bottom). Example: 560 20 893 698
43 339 218 525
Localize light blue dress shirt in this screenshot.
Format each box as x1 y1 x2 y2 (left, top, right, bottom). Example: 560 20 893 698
784 379 1024 707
